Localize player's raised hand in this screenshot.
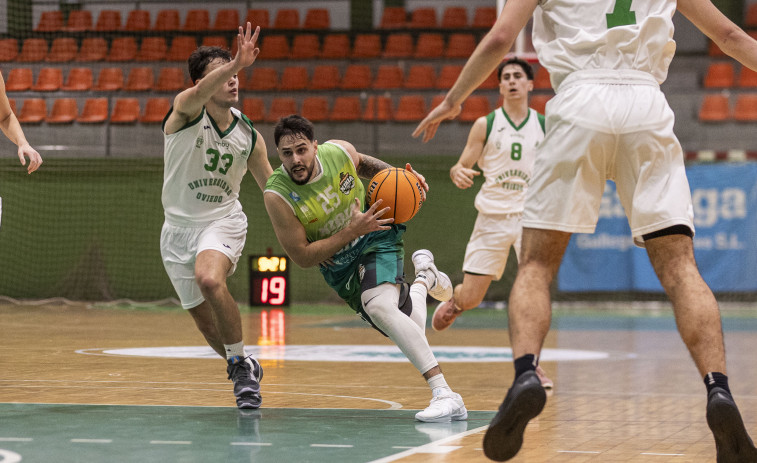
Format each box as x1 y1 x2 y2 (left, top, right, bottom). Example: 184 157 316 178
234 22 260 70
450 163 480 189
347 198 393 237
412 98 461 143
18 143 42 174
405 163 428 201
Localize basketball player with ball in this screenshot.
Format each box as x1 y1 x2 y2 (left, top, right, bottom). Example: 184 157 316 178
432 58 554 390
264 114 468 422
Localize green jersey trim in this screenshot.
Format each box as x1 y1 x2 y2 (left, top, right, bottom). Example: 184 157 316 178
240 113 257 152
501 107 531 131
208 111 239 138
537 112 546 133
484 110 496 145
161 106 204 133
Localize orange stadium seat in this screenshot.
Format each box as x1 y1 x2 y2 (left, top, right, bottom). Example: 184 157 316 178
35 11 64 32
340 64 372 90
380 7 406 29
75 37 107 62
106 37 137 62
746 3 757 28
274 9 300 29
47 98 78 123
441 7 468 28
290 34 320 59
739 66 757 88
258 35 290 60
733 94 757 122
445 33 476 59
155 67 187 92
310 65 340 90
242 97 265 120
279 66 309 91
201 36 228 49
459 95 492 121
362 95 392 121
95 10 122 31
372 65 404 89
329 96 361 122
246 67 278 91
46 37 78 62
137 37 167 61
5 68 33 92
534 66 551 89
166 36 197 62
436 64 463 89
393 95 427 121
301 96 329 122
704 62 735 88
266 97 297 122
245 9 270 29
320 33 349 59
382 33 413 59
351 34 381 59
17 98 47 123
479 69 499 90
154 9 180 31
8 98 16 114
17 38 48 62
303 9 330 30
93 67 124 91
530 94 553 115
404 65 436 89
213 9 239 31
140 97 171 123
472 7 497 28
414 33 444 59
77 98 108 123
698 94 730 122
183 9 209 31
124 67 155 92
32 67 63 92
0 39 18 61
62 67 93 91
125 10 151 31
110 98 140 123
409 8 437 29
65 10 93 32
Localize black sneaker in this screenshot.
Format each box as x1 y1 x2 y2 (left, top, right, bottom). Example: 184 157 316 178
483 370 546 462
227 356 263 409
707 387 757 462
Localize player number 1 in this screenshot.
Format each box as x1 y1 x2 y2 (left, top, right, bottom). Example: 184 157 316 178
606 0 636 28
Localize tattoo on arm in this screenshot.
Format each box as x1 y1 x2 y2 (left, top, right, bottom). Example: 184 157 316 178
357 155 392 179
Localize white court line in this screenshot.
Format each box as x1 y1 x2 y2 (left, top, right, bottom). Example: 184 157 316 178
0 438 32 442
70 439 112 443
149 440 192 445
558 450 601 454
368 425 488 463
311 444 354 448
229 442 272 446
641 453 685 456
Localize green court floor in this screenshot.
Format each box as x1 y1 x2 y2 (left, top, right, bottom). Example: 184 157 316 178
0 404 494 463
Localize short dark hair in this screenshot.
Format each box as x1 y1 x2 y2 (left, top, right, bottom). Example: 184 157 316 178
497 57 534 81
187 46 232 83
274 115 315 147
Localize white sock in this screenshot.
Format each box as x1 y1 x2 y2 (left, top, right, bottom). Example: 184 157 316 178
408 282 428 330
413 270 436 290
427 373 452 396
224 341 246 362
361 284 437 374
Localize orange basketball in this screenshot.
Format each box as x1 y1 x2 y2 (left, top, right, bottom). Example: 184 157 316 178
367 167 424 224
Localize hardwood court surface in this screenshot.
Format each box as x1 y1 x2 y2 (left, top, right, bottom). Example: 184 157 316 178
1 302 757 462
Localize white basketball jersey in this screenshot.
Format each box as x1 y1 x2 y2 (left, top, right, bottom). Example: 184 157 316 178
162 107 255 226
533 0 677 89
474 108 545 214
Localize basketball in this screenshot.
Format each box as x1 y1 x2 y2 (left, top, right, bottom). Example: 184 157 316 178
367 167 424 224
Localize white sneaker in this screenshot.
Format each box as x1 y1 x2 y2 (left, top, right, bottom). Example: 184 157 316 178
411 249 453 302
415 391 468 423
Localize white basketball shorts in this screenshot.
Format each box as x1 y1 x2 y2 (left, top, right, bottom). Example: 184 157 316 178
523 69 694 246
462 212 522 280
160 208 248 309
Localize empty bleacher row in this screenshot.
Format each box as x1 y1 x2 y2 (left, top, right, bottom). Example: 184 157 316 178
697 61 757 122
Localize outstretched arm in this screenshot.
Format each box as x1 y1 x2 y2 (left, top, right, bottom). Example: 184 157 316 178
247 129 273 191
450 116 486 189
678 0 757 71
413 0 538 142
0 73 42 174
165 23 260 134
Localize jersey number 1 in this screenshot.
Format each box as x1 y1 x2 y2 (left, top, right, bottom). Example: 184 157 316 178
606 0 636 28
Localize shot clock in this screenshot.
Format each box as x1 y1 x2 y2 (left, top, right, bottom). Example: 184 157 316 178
249 255 290 307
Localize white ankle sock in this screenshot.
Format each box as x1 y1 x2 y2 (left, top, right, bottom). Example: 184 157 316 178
427 373 452 396
224 341 246 362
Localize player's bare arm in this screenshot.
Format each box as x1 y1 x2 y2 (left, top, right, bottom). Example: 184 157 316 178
0 73 42 174
678 0 757 71
450 117 486 189
412 0 538 143
165 23 260 134
247 129 273 191
264 193 392 268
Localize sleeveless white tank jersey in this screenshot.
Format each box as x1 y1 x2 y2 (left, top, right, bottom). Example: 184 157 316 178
474 107 545 214
532 0 677 89
161 106 256 226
